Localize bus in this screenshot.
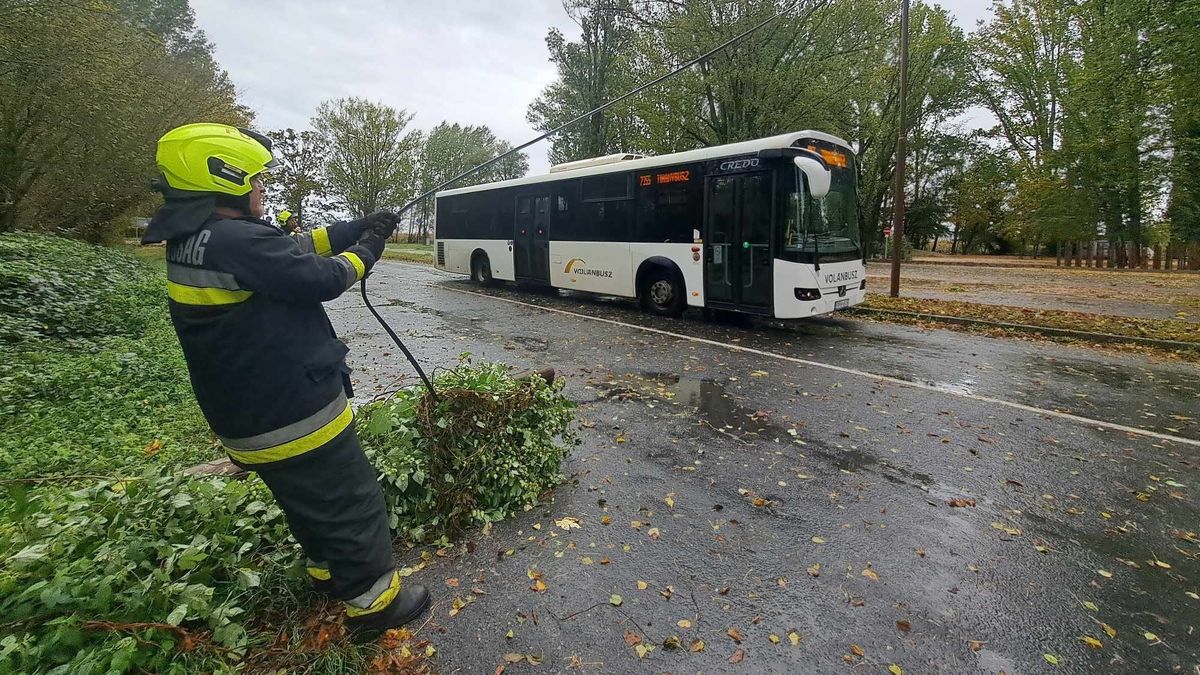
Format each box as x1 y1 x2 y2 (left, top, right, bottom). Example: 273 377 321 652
433 130 865 319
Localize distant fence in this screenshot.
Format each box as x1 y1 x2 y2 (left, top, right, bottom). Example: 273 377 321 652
1056 241 1200 270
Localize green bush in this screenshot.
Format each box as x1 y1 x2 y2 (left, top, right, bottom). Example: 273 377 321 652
0 234 215 479
359 359 578 543
0 234 158 343
0 473 296 674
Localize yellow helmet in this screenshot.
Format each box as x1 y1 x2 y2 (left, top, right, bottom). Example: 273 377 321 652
278 209 293 224
156 123 279 196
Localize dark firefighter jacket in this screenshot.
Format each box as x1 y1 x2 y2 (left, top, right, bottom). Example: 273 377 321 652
144 198 376 468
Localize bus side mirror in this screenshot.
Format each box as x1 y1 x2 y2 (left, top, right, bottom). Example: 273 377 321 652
794 156 831 199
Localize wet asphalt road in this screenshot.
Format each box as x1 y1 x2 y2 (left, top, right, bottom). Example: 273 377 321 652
331 262 1199 675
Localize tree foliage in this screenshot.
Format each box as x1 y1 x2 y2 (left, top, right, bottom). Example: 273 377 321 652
529 0 1199 255
263 128 333 229
409 122 530 239
312 98 423 218
0 0 247 242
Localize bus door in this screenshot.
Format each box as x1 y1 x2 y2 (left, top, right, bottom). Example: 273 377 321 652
704 171 772 311
514 194 551 283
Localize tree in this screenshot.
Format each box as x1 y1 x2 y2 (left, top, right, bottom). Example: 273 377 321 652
1162 0 1200 258
0 0 246 241
312 98 422 218
527 0 640 164
411 122 529 240
264 129 332 229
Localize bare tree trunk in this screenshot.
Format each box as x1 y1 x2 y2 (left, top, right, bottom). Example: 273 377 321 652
1074 240 1083 267
1056 242 1063 266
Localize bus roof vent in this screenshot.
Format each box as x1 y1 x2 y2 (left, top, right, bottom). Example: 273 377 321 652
548 153 645 174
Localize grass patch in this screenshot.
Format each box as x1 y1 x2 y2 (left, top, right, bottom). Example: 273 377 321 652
382 243 432 265
860 294 1199 344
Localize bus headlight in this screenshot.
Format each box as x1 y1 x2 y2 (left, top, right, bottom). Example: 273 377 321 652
794 288 821 301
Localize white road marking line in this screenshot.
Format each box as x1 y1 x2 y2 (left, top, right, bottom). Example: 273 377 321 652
440 285 1200 449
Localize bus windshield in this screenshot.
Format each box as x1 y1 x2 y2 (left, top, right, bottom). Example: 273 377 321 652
782 164 861 264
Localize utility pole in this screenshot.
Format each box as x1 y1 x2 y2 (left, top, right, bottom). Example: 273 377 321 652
889 0 910 298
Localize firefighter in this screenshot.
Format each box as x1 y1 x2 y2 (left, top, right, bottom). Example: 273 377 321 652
277 209 300 234
143 123 429 635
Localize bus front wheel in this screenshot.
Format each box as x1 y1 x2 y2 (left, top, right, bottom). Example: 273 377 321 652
471 253 495 286
640 268 686 317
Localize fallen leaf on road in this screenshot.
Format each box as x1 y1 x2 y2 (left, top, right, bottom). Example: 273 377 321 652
665 493 675 508
915 548 926 557
663 635 682 650
647 527 660 540
660 586 674 600
1144 631 1159 642
690 639 705 652
807 563 821 577
1083 601 1098 612
968 640 984 652
888 665 904 675
850 644 865 657
527 569 547 593
1101 623 1116 638
636 580 648 590
635 644 654 658
947 498 976 507
1080 635 1103 649
600 514 612 525
862 567 879 581
526 654 542 665
609 594 622 606
727 628 744 643
811 536 826 544
505 629 514 639
751 370 768 377
896 620 911 633
677 619 692 628
1097 569 1113 578
729 648 745 663
503 653 523 663
768 633 781 644
1044 653 1059 665
554 517 581 530
788 631 802 646
624 630 641 647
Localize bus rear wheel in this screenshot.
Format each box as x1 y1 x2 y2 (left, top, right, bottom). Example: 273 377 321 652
640 268 686 317
471 253 495 286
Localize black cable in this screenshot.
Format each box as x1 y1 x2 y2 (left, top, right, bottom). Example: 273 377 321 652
361 0 821 401
360 279 439 403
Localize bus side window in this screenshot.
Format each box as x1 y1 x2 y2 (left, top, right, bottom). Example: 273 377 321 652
638 183 693 243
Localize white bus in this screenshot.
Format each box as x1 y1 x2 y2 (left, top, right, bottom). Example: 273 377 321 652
433 131 865 319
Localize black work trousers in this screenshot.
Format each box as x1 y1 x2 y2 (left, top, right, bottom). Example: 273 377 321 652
253 423 394 601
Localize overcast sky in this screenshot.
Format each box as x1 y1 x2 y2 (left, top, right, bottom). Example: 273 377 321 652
191 0 995 173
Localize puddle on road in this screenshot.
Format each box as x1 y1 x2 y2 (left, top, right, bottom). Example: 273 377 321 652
593 372 935 489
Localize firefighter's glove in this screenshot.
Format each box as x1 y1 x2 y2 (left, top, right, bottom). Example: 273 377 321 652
349 211 399 239
356 229 388 261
